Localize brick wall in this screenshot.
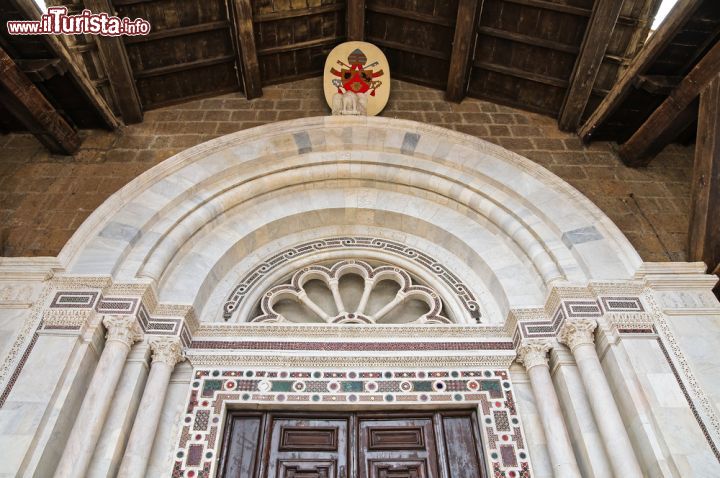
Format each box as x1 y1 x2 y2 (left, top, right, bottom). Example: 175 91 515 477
0 79 693 261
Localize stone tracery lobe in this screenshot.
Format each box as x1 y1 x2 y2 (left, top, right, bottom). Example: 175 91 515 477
251 259 452 325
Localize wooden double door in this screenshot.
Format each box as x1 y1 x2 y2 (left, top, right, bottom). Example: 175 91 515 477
218 410 486 478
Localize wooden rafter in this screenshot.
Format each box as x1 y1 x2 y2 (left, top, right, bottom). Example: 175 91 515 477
84 0 143 123
9 0 119 129
558 0 624 131
347 0 365 41
0 46 80 154
578 0 704 142
688 75 720 290
618 40 720 166
446 0 481 102
230 0 262 99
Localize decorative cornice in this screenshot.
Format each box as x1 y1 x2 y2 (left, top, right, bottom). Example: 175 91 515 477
103 315 143 348
192 323 505 339
516 341 552 370
185 353 515 368
42 308 94 330
150 337 185 367
558 319 597 351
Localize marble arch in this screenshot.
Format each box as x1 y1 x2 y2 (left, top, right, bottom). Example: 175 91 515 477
1 117 719 478
59 116 640 315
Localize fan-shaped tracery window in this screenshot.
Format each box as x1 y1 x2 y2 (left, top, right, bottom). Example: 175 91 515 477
250 260 453 324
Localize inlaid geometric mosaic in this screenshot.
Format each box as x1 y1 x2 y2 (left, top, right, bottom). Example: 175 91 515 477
173 368 532 478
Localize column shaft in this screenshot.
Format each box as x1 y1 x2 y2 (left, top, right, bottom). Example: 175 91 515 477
54 318 140 478
574 342 644 477
527 365 582 478
118 337 184 477
118 362 173 476
518 342 581 478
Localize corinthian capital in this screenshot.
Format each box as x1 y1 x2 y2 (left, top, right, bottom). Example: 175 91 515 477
103 315 143 349
516 341 552 370
150 336 185 367
558 318 597 351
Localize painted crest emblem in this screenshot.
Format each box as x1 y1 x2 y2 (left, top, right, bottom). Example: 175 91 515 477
324 41 390 116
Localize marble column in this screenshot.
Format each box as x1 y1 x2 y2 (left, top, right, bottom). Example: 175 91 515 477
559 319 643 478
54 315 143 478
118 336 185 477
517 341 582 478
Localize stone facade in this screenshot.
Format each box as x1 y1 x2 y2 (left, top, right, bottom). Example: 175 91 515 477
0 117 717 478
1 79 693 262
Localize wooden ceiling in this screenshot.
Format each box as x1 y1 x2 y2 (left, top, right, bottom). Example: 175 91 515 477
0 1 116 133
582 0 720 147
2 0 660 123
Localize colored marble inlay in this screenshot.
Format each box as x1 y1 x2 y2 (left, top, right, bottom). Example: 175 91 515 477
172 368 532 478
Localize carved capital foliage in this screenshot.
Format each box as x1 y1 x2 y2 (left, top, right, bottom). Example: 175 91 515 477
516 341 552 370
558 318 597 351
102 315 143 348
150 336 185 367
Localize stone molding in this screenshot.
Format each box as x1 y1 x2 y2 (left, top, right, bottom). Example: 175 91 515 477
516 341 552 370
103 315 143 349
149 336 185 367
3 272 719 458
558 319 597 352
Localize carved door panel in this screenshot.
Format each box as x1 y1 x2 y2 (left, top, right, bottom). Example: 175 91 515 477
265 417 349 478
358 416 439 478
218 410 485 478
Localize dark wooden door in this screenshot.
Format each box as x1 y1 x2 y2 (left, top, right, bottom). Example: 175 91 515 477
358 415 439 478
218 411 485 478
266 417 349 478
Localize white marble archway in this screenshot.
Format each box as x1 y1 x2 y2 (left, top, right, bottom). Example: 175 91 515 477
58 116 640 323
2 117 718 478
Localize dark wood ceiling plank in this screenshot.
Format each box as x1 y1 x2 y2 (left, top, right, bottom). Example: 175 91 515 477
619 39 720 166
688 74 720 287
501 0 638 25
578 0 704 142
84 0 143 123
367 37 450 61
473 60 568 88
257 36 344 56
477 26 579 55
446 0 482 102
9 0 119 129
347 0 365 40
0 46 80 154
254 4 344 23
558 0 624 131
124 21 229 45
134 55 236 79
366 3 455 28
230 0 262 99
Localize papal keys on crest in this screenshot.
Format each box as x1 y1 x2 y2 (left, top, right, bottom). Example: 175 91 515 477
323 41 390 116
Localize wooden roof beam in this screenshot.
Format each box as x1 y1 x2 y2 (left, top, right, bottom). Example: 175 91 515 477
558 0 624 132
0 46 80 154
446 0 481 102
230 0 262 99
9 0 119 130
578 0 704 142
84 0 143 124
689 74 720 293
347 0 365 41
618 40 720 166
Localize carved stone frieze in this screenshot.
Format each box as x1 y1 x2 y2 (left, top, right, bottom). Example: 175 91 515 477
42 308 94 330
185 353 515 368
